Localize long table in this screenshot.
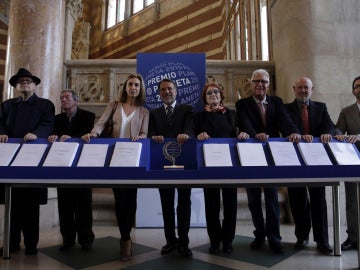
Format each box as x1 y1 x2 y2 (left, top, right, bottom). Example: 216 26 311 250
1 137 357 261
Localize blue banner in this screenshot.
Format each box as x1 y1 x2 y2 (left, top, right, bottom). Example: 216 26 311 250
137 53 206 112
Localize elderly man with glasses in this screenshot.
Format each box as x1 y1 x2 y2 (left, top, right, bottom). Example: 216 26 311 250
235 69 301 254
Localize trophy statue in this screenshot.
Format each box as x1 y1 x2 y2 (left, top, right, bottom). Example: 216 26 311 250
162 141 184 169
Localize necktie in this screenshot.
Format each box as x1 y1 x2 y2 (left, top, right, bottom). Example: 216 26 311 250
301 104 310 134
166 106 174 126
258 102 266 125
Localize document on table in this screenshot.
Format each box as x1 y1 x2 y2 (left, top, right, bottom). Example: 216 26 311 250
77 144 109 167
297 142 332 165
268 141 301 166
203 143 232 167
43 142 79 167
328 142 360 165
109 142 142 167
0 143 20 166
11 144 48 166
236 143 268 166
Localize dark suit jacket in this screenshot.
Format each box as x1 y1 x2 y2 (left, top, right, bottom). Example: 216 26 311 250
235 95 299 137
54 108 95 137
148 103 194 138
285 100 334 136
0 94 55 204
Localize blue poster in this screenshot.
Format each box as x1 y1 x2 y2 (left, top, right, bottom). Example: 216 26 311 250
137 53 206 112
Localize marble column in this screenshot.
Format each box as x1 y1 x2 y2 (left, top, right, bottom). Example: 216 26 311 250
4 0 66 113
271 0 360 120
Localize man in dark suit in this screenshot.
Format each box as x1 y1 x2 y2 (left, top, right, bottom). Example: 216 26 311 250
0 68 55 255
334 75 360 251
148 78 194 258
286 77 334 254
48 89 95 252
236 69 301 254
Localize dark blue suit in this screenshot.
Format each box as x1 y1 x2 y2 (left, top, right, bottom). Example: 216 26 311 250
286 100 334 244
148 103 194 247
236 95 299 244
53 108 95 247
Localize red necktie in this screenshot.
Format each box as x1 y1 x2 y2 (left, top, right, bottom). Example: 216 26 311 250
301 104 310 134
258 102 266 125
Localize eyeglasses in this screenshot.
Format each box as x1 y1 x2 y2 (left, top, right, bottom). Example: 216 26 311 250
206 89 220 95
17 79 34 84
252 80 269 84
353 84 360 90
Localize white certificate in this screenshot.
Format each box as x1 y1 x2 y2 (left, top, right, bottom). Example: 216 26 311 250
203 143 232 167
236 143 268 166
298 142 332 165
43 142 79 167
11 144 48 166
328 142 360 165
0 143 21 166
110 142 142 167
77 144 108 167
268 141 301 166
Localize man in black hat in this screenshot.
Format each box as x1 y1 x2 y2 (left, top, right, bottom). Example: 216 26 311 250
0 68 55 255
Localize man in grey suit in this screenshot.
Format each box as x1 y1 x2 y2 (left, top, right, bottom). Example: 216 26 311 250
148 78 194 258
334 75 360 251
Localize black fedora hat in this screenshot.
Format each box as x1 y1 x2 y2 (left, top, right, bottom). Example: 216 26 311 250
9 68 41 87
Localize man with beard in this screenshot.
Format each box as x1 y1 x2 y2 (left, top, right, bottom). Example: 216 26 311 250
0 68 54 255
148 78 194 258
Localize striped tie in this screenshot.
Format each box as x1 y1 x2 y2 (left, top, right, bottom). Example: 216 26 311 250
166 106 174 126
301 104 310 134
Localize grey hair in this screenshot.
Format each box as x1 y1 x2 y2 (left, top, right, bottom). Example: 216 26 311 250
61 89 79 102
251 69 270 81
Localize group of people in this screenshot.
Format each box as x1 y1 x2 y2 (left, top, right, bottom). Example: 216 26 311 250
0 67 359 260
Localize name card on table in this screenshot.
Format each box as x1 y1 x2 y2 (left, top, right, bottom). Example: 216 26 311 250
43 142 79 167
236 143 268 166
0 143 20 166
203 143 232 167
297 142 332 165
110 142 142 167
328 142 360 165
77 144 109 167
268 141 301 166
11 144 48 166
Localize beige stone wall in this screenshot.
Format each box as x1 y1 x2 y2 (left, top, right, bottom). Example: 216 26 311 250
271 0 360 122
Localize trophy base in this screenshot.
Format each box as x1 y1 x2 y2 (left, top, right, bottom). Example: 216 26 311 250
163 165 184 170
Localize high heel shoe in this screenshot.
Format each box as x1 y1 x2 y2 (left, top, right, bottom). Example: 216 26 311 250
120 239 132 262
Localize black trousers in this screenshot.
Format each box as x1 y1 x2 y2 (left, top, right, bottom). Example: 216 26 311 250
159 188 191 247
287 186 329 244
57 188 94 246
204 187 237 247
113 188 137 241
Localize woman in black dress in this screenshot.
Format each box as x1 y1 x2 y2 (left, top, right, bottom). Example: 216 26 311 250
194 83 249 254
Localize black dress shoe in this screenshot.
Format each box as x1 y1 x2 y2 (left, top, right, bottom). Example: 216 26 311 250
81 243 92 252
59 243 75 252
222 244 233 254
208 245 220 254
177 245 193 258
341 239 357 251
250 238 265 250
269 242 284 254
25 247 38 255
316 243 333 254
161 241 177 255
294 239 309 250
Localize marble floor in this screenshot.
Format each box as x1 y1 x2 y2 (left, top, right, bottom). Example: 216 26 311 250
0 222 358 270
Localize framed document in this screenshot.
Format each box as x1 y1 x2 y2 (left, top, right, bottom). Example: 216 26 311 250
268 141 301 166
297 142 332 165
203 143 232 167
43 142 79 167
110 142 142 167
328 142 360 165
0 143 21 166
237 143 268 166
77 144 108 167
